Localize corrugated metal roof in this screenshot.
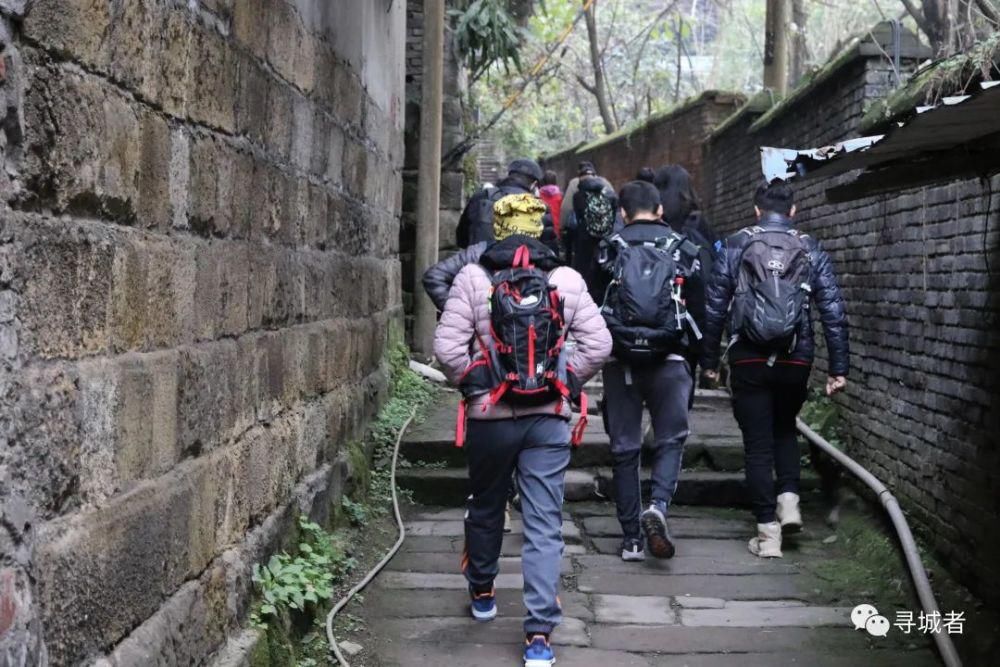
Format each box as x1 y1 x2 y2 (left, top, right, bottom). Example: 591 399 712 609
760 81 1000 187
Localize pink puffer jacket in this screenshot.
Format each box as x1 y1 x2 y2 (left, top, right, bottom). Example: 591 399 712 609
433 262 612 420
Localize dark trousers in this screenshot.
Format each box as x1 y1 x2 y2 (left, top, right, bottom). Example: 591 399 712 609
603 360 693 539
730 362 810 523
464 416 570 635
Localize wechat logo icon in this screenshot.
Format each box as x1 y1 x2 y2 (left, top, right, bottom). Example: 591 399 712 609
852 603 890 637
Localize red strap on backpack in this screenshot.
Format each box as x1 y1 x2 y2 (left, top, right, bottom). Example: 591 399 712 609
571 391 588 447
513 244 533 268
455 399 467 448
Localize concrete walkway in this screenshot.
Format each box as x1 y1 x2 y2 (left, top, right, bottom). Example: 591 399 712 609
366 392 940 666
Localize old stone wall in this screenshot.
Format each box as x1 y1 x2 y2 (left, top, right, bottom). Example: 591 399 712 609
703 36 1000 604
541 91 745 193
0 0 405 664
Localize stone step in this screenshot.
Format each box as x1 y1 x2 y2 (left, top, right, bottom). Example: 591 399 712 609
399 429 752 471
398 467 819 507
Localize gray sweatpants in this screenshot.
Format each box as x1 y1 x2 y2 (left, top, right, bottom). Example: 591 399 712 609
463 415 570 635
603 359 692 539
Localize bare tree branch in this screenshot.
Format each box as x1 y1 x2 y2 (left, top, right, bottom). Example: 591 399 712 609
583 0 618 132
974 0 1000 24
899 0 933 35
575 73 598 94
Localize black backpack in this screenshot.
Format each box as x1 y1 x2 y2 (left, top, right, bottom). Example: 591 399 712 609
579 187 615 239
731 227 812 351
485 245 568 405
601 234 701 362
454 244 590 447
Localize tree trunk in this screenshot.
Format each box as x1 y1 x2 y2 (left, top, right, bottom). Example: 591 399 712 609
789 0 809 88
583 0 617 134
762 0 790 94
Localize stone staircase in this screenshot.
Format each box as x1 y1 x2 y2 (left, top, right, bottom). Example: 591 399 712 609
362 386 939 666
397 386 817 507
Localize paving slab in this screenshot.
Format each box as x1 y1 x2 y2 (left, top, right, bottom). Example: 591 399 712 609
582 515 750 539
375 640 523 666
377 571 525 590
592 594 676 625
404 519 581 542
589 537 752 557
574 554 796 576
387 551 573 575
680 605 852 627
371 616 590 647
647 650 941 667
364 588 594 621
577 572 806 600
400 535 585 556
554 647 656 666
588 625 879 653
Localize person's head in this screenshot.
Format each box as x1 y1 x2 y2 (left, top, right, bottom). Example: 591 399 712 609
754 179 796 217
492 193 547 241
618 181 663 223
506 158 544 189
542 170 559 187
636 167 655 183
577 160 597 177
653 164 699 226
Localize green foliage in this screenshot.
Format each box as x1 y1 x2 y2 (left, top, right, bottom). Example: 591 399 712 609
450 0 524 81
250 517 356 629
341 495 368 526
799 390 847 450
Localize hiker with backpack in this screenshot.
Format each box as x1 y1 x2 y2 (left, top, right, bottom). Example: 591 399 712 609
434 193 611 667
702 180 849 559
538 170 564 242
566 175 620 296
654 165 719 387
456 159 560 254
598 180 704 561
560 161 613 257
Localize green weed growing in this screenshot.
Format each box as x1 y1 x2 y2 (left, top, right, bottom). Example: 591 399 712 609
250 516 356 629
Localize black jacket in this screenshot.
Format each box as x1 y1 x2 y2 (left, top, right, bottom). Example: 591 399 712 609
702 212 850 376
665 211 717 368
422 241 488 312
456 178 558 254
599 218 702 357
567 178 621 297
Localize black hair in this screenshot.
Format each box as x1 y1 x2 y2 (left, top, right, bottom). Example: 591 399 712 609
578 160 596 176
618 181 662 220
754 180 794 215
636 167 655 183
542 170 559 186
653 164 700 226
505 171 536 191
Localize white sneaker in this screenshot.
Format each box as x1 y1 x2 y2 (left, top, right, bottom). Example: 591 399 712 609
620 537 646 562
504 505 513 533
776 492 802 534
748 521 783 558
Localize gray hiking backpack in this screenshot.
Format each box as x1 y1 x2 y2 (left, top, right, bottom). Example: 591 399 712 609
731 227 812 351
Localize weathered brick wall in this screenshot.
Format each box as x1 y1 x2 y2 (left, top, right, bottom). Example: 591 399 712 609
704 42 1000 604
0 1 405 664
541 91 745 193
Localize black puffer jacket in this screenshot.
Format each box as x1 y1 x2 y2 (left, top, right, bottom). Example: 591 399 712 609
422 241 488 312
702 212 850 376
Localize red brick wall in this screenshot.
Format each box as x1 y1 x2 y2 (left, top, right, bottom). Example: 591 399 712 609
541 91 745 195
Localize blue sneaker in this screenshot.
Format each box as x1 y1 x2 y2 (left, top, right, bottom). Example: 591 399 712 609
469 585 497 621
523 634 555 667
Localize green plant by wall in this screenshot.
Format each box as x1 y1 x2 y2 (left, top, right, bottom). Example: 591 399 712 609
799 389 847 450
250 517 356 629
